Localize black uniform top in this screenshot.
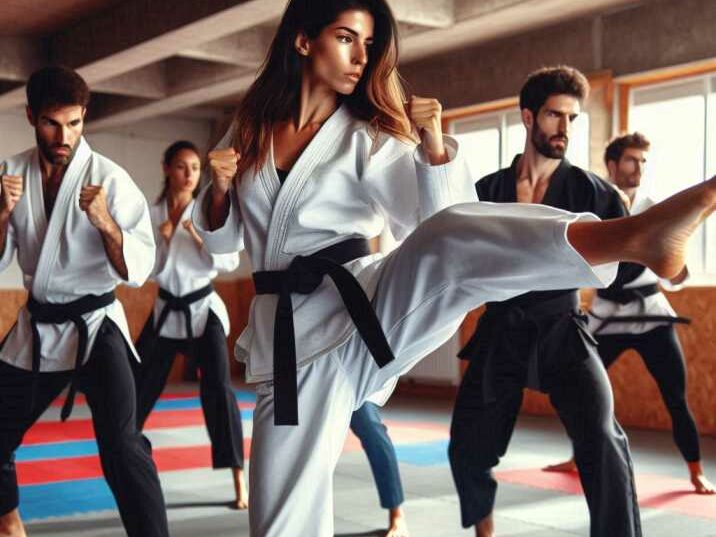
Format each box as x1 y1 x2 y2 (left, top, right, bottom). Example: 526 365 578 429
477 155 626 301
460 155 628 396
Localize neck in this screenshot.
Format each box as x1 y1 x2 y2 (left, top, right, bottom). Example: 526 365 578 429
517 143 561 186
167 191 192 211
615 182 638 204
38 153 64 181
295 73 339 130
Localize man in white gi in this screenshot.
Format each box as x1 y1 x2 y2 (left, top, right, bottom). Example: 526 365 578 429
0 66 168 537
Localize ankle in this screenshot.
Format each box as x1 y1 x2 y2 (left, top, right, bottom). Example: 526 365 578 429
0 511 23 536
688 460 704 477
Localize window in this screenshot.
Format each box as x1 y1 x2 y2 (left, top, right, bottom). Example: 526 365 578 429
629 75 715 280
449 107 590 183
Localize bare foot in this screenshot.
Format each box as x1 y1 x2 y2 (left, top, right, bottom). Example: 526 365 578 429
691 474 716 495
688 461 716 494
0 509 26 537
631 175 716 278
385 506 409 537
475 513 494 537
542 457 578 473
232 467 249 510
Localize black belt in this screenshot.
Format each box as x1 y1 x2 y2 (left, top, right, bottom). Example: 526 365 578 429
156 284 214 341
458 290 587 402
597 283 659 304
592 283 690 334
253 238 394 425
27 291 115 421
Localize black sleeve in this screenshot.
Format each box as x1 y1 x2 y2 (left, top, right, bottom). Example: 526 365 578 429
588 175 628 220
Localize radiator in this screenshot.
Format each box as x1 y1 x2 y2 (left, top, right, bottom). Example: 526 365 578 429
402 334 461 386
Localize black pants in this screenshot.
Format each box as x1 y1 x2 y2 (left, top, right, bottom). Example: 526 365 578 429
0 319 169 537
596 325 700 462
449 324 641 537
134 311 244 469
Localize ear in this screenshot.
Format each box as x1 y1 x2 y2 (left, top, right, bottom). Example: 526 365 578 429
295 31 311 57
521 107 533 130
606 159 617 180
26 105 36 127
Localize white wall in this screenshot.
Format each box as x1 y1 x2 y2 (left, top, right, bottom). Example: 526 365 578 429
0 111 251 288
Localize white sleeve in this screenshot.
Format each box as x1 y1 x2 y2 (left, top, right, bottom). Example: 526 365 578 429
105 173 156 287
362 133 477 241
0 220 16 273
192 184 244 255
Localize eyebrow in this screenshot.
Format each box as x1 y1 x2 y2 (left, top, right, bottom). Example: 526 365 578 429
546 109 579 117
335 26 373 40
40 116 82 125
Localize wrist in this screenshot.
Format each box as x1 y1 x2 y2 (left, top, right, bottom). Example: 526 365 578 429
424 145 448 165
211 183 230 202
210 190 229 212
96 214 117 235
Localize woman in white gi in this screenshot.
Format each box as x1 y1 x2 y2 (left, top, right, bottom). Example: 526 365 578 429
191 1 716 535
132 140 248 509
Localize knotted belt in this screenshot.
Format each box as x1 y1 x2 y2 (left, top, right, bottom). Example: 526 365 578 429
458 290 586 403
592 283 690 333
27 291 115 421
253 238 394 426
155 284 214 341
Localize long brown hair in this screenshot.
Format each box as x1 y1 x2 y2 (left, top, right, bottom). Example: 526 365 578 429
232 0 413 175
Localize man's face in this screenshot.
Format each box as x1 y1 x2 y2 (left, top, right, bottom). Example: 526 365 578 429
27 104 85 167
612 147 647 189
528 94 581 159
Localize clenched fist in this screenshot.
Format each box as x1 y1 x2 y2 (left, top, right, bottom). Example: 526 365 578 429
407 95 447 164
0 175 24 218
79 186 112 231
159 219 174 244
182 219 204 248
208 148 241 201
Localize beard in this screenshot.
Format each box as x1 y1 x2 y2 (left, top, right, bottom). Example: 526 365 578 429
531 122 568 160
35 132 76 167
617 171 641 189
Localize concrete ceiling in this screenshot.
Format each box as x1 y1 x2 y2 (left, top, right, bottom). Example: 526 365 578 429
0 0 646 131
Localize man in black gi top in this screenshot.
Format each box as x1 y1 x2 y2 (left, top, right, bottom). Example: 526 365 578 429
448 66 641 537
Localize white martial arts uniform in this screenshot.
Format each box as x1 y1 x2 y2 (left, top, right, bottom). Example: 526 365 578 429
149 199 238 339
0 137 155 371
193 104 617 537
588 193 679 335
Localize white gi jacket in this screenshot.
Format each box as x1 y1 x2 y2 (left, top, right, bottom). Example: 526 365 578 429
588 192 680 335
149 199 239 339
193 104 476 382
0 137 155 371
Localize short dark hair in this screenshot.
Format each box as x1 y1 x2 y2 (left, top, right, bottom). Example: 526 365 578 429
26 66 90 116
519 65 590 117
604 132 651 166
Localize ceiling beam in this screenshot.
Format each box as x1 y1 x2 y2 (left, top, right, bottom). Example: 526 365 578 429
0 0 283 111
177 26 274 67
389 0 455 28
0 36 47 81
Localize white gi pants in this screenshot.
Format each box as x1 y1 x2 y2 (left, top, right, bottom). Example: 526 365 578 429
249 203 616 537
